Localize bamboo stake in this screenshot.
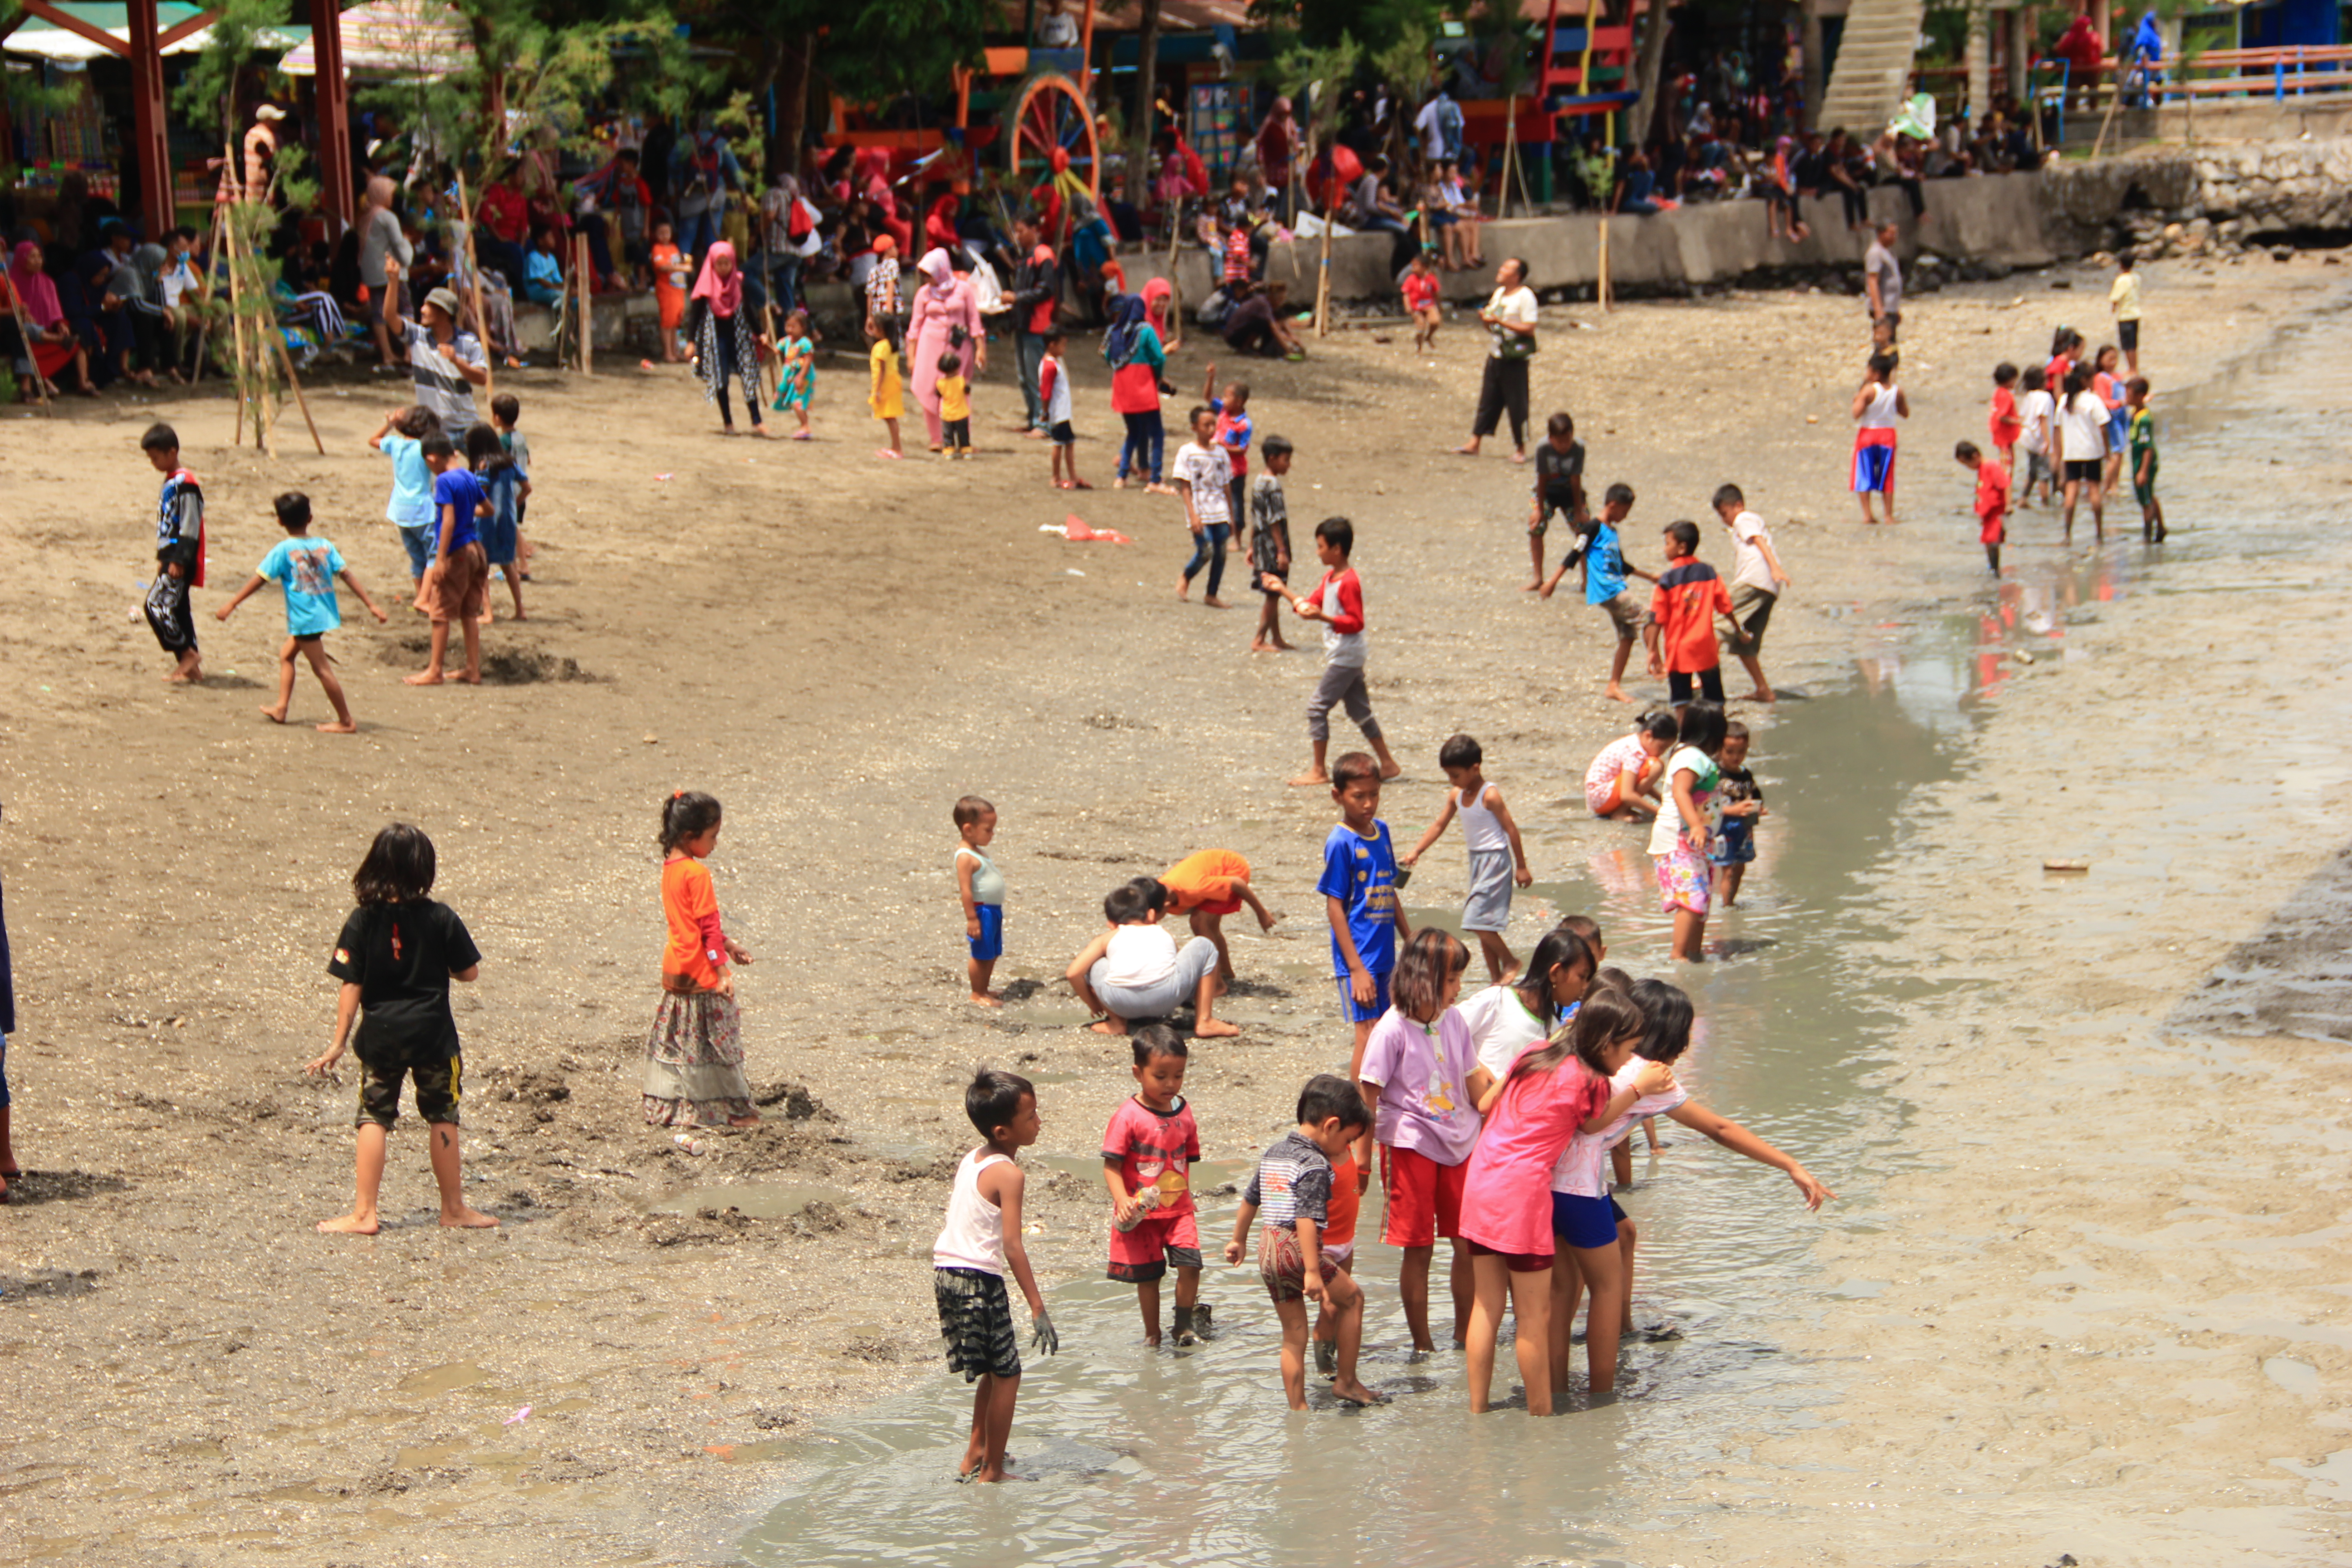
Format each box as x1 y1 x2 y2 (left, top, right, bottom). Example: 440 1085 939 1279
1313 210 1333 338
187 203 225 388
1597 215 1612 312
5 265 52 415
222 149 259 450
455 170 495 400
577 232 594 376
1163 208 1185 350
267 318 326 455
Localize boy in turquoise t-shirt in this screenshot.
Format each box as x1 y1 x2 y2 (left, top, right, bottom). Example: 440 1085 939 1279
216 491 388 733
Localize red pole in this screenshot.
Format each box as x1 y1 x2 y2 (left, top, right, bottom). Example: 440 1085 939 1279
126 0 173 236
311 0 354 235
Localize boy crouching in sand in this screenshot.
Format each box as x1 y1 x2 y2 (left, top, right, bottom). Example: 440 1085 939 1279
934 1067 1057 1481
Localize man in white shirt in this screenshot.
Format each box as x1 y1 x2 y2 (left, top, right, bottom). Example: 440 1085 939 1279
1414 88 1462 165
1454 258 1538 461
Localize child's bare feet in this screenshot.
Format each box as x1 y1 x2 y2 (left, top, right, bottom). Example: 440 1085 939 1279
439 1204 500 1229
1332 1379 1387 1406
404 671 445 686
1088 1017 1130 1035
1193 1019 1241 1038
455 672 482 685
726 1113 762 1128
260 706 288 723
1523 579 1543 592
1175 577 1191 600
1604 684 1632 703
1202 596 1229 609
317 720 358 734
1288 771 1331 787
1146 482 1177 496
968 991 1004 1008
317 1211 381 1235
1737 689 1776 703
1379 763 1403 780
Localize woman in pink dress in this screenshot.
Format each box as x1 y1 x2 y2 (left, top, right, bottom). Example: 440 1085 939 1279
907 248 984 453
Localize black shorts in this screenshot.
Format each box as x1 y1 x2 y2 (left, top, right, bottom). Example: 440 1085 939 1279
2064 459 2104 485
1668 666 1727 706
1049 420 1075 446
357 1053 461 1128
2118 318 2139 353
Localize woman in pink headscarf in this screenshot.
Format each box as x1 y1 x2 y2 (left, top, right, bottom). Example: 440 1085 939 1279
2 241 93 398
684 241 768 436
906 247 983 452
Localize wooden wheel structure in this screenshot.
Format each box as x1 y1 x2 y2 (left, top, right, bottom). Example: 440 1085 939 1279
1006 69 1102 213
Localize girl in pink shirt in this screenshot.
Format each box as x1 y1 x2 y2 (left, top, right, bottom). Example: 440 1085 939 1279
1457 985 1672 1415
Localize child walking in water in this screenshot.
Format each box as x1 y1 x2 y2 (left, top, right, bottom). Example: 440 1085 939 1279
953 796 1004 1007
1103 1024 1206 1347
771 308 815 438
1224 1074 1383 1409
212 491 388 731
934 1067 1057 1482
644 791 758 1128
1851 352 1907 525
2127 376 2166 543
1357 929 1492 1352
1400 734 1534 985
869 316 906 458
309 823 497 1233
1650 701 1726 963
1955 440 2009 575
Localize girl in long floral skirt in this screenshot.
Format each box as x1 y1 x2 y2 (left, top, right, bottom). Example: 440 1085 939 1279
644 791 760 1127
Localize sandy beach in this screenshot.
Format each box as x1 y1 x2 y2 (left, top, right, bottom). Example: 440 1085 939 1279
4 244 2349 1565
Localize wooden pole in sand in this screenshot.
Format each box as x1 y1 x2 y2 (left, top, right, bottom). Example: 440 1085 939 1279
266 318 327 454
1597 215 1612 313
5 270 51 415
187 203 224 389
577 231 593 376
455 170 495 400
1313 208 1333 337
222 144 251 446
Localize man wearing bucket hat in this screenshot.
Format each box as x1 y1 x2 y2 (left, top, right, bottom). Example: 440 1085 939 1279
382 257 487 438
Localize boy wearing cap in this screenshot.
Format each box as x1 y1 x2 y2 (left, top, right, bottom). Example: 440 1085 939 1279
382 257 486 437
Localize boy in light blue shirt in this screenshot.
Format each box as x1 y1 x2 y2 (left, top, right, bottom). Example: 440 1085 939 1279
215 492 387 733
370 406 440 587
1539 480 1653 702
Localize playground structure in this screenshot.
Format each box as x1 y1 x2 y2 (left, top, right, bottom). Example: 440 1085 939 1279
1450 0 1642 207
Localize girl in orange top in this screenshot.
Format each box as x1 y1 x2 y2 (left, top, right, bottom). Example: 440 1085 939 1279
644 790 758 1128
651 221 691 364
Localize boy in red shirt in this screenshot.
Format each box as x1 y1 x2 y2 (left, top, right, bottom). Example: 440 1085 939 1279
1987 362 2023 492
1955 440 2009 576
1402 250 1441 350
1642 520 1742 709
1160 849 1278 991
1103 1025 1206 1346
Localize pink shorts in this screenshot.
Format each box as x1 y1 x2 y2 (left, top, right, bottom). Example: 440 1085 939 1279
1656 841 1711 916
1107 1206 1202 1284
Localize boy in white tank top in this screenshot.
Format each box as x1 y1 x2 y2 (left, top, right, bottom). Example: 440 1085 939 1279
1399 733 1534 984
933 1067 1058 1482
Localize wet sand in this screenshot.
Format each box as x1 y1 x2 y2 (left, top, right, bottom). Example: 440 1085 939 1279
3 248 2348 1564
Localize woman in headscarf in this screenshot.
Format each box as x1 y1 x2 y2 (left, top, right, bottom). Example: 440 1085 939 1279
1104 290 1174 494
685 241 767 436
905 247 982 453
1141 272 1180 356
1 241 94 398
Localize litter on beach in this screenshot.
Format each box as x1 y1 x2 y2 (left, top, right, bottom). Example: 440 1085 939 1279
2043 859 2091 872
1040 515 1131 544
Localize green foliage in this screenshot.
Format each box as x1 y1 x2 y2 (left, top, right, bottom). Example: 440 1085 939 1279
169 0 295 148
1368 20 1436 107
0 8 86 159
1253 0 1447 55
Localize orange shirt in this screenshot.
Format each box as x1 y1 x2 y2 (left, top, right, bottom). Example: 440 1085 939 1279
1648 559 1735 675
1161 849 1251 912
1324 1151 1360 1251
661 856 725 990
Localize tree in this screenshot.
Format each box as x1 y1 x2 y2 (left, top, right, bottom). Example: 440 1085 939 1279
1626 0 1672 147
1253 0 1445 55
1124 0 1163 209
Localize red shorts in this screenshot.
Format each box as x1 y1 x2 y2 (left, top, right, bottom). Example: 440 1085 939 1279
1466 1238 1554 1274
1379 1143 1468 1248
1106 1206 1202 1284
1190 897 1243 917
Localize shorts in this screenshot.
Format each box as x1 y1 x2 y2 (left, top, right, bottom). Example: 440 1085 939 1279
2063 459 2103 486
2025 448 2053 491
1380 1143 1468 1247
356 1053 461 1128
1336 969 1392 1024
1723 584 1776 653
1710 818 1755 867
480 511 518 568
2133 468 2160 509
1852 439 1897 494
429 540 489 624
1465 1237 1553 1273
397 524 435 579
1049 419 1075 446
1668 666 1726 706
1260 1221 1310 1302
2108 409 2130 451
1460 848 1514 933
2119 318 2140 353
0 1036 11 1111
1108 1206 1204 1283
968 902 1003 963
1551 1191 1626 1251
1656 840 1711 917
1323 1240 1355 1272
1601 588 1648 642
935 1266 1022 1382
1191 896 1243 918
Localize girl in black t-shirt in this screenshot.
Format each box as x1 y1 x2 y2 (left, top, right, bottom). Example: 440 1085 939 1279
310 823 497 1234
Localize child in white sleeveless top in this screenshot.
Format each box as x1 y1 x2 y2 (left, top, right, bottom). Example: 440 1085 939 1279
1400 733 1534 984
933 1067 1056 1483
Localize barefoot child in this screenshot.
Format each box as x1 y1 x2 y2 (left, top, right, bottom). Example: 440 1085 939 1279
1851 352 1907 526
1158 848 1276 990
1103 1024 1205 1346
1539 482 1653 701
1066 878 1235 1037
1584 710 1674 820
1204 366 1252 524
1457 986 1672 1414
1460 926 1593 1080
643 791 759 1128
935 1067 1058 1482
1710 720 1765 907
1525 413 1586 592
1712 484 1789 704
1265 519 1405 785
937 348 972 460
369 406 441 593
771 308 815 438
2018 364 2055 509
140 422 205 682
309 823 497 1233
1650 701 1726 963
466 425 525 622
1644 521 1743 710
1174 405 1234 607
489 392 534 586
1323 752 1413 1074
1403 249 1441 349
1400 734 1534 985
1222 1074 1382 1409
1955 440 2009 575
1988 363 2023 490
953 797 1005 1006
213 492 389 731
1357 929 1492 1352
1040 330 1086 488
407 433 485 686
869 315 906 458
1247 435 1295 651
2128 377 2165 543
